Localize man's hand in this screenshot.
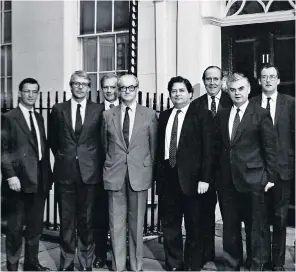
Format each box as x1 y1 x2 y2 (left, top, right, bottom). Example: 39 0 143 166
197 181 209 194
264 182 274 192
7 177 21 192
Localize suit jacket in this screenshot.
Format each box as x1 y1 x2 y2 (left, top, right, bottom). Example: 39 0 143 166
49 100 104 184
250 93 295 181
215 102 276 193
156 103 214 196
191 90 233 112
1 107 52 193
101 104 158 191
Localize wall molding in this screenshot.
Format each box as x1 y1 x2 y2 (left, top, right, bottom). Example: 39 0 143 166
202 10 295 27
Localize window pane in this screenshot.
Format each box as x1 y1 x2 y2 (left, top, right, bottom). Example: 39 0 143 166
4 11 12 43
96 1 112 33
99 36 115 71
88 73 97 102
1 78 5 108
1 47 5 77
117 34 129 70
80 0 95 35
83 38 97 72
114 1 130 31
7 45 11 76
269 1 294 12
4 1 12 11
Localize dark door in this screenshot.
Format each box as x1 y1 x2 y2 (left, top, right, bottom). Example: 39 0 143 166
221 20 295 226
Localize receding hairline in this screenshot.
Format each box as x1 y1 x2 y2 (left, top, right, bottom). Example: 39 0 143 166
118 74 139 86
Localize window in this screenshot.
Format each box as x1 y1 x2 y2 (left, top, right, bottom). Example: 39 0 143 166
80 0 130 100
1 0 12 108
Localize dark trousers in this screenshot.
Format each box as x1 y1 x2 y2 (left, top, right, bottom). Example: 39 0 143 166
57 162 96 269
218 184 270 270
6 178 46 271
94 183 109 260
159 162 204 271
266 178 291 267
200 187 217 263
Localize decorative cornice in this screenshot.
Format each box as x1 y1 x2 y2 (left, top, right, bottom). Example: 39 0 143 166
202 10 295 27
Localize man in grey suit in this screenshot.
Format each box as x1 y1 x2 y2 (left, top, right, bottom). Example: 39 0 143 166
101 74 158 271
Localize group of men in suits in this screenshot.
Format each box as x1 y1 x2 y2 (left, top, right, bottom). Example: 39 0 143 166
1 64 294 272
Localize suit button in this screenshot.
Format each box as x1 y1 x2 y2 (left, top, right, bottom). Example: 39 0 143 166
127 151 129 154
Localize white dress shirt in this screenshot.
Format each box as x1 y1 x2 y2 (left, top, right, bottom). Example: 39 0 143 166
121 101 137 142
207 90 222 111
19 103 42 160
165 103 190 160
104 99 119 111
261 91 277 125
228 100 249 139
71 98 87 130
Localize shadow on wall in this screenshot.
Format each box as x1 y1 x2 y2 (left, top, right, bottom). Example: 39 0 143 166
192 83 200 101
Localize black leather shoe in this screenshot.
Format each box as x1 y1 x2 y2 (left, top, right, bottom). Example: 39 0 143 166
93 257 106 268
251 263 271 271
23 263 50 271
82 267 92 271
165 263 183 271
273 266 285 271
59 264 74 271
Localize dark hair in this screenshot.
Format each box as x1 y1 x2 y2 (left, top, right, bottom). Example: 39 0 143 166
167 76 194 94
202 66 223 81
100 73 118 89
259 64 280 79
19 78 40 92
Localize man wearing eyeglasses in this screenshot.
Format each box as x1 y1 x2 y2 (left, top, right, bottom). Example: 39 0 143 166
191 66 232 268
250 64 295 271
49 70 104 271
92 74 120 269
1 78 52 271
101 74 158 271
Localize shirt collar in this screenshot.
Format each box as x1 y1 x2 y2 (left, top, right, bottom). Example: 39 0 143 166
19 103 34 114
121 100 137 112
207 90 222 101
173 102 190 115
105 99 119 108
233 100 249 115
71 97 87 109
262 91 278 103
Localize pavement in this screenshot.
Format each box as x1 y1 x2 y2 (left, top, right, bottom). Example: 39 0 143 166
1 227 295 272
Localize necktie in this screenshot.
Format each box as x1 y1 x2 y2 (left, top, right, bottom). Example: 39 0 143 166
266 97 271 112
75 104 82 141
109 103 114 109
123 107 130 147
211 96 216 116
231 108 240 142
29 111 38 147
169 110 181 168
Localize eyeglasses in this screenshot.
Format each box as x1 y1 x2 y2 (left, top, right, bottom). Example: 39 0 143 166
261 75 278 81
72 82 90 88
102 86 117 91
119 85 138 92
21 90 39 95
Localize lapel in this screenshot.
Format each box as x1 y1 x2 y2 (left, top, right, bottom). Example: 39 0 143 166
78 101 96 143
219 91 229 110
62 100 76 141
231 103 254 145
274 93 284 126
112 106 127 149
177 104 194 150
15 107 39 153
202 95 208 110
129 104 144 148
220 108 231 147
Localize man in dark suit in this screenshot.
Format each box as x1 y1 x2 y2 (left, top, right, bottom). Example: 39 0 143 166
49 70 104 271
156 76 214 271
251 64 295 271
1 78 52 271
92 74 120 269
215 73 276 271
101 74 158 271
191 66 232 266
